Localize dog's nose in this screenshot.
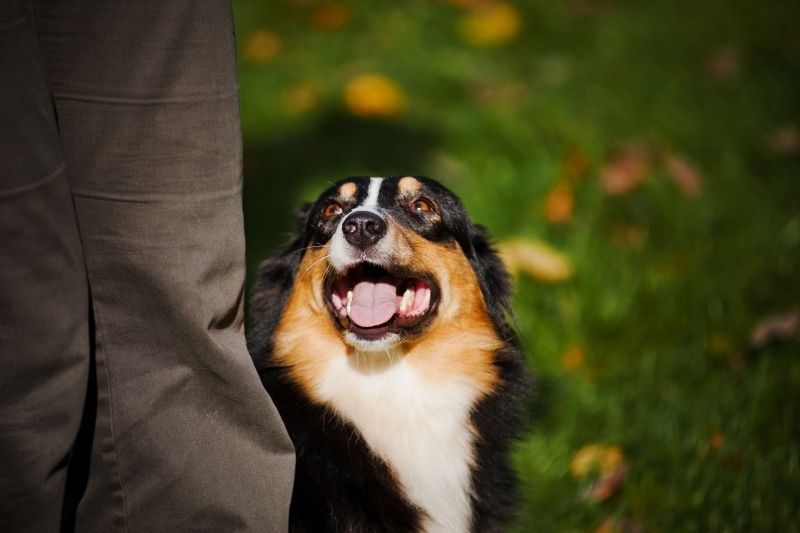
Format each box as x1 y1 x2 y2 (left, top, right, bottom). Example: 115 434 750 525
342 211 387 249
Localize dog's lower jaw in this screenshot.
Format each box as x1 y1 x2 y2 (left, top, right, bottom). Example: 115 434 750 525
344 331 402 352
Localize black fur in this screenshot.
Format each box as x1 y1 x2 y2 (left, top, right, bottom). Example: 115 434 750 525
248 177 529 532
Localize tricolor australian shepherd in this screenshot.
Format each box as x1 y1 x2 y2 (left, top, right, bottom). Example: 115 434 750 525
248 176 529 532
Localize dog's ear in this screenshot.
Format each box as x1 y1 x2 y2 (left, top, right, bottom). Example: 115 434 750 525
248 203 313 359
465 223 515 338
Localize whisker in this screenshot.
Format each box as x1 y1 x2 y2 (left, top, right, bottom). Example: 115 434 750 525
302 253 331 275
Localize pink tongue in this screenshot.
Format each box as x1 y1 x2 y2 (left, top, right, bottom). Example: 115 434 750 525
349 280 398 328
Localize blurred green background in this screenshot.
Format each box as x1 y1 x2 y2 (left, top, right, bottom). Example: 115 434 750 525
232 0 800 531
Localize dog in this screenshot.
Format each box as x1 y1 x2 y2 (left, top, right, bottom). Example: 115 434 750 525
248 176 529 532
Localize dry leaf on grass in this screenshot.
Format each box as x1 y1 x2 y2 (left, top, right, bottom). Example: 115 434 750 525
766 125 800 156
244 30 282 63
344 74 406 118
749 307 800 351
497 239 573 282
282 83 317 114
571 444 628 502
664 154 702 197
544 182 575 224
599 144 650 196
310 2 350 31
705 48 741 81
562 345 585 371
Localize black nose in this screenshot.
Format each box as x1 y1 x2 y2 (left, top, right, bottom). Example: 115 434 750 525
342 211 387 249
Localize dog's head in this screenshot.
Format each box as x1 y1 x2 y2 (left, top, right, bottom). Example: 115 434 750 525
250 176 514 387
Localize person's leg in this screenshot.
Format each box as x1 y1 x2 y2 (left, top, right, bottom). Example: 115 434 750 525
31 1 295 531
0 1 90 531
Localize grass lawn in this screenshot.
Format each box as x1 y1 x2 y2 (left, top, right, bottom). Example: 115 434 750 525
232 1 800 530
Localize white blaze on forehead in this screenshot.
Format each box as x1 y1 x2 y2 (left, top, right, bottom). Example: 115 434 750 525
363 177 383 207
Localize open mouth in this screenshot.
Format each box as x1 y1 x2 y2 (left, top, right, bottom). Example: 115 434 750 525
326 263 439 341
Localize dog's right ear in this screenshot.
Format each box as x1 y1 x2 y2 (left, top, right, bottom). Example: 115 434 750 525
248 202 313 356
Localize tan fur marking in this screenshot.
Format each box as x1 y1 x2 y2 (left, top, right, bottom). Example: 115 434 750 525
338 181 357 200
393 228 501 394
398 176 422 195
273 244 347 397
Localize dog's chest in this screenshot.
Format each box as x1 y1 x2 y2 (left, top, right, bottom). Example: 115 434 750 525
316 354 481 533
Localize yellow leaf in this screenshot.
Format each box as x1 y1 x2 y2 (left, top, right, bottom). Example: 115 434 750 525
243 30 282 63
570 444 603 478
459 2 522 48
282 83 317 114
343 74 406 118
570 444 625 478
497 239 573 282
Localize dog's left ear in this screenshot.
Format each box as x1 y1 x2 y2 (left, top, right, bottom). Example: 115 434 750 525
465 223 514 337
248 203 313 358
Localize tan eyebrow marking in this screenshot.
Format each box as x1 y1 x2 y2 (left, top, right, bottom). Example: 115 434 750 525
398 176 421 195
338 182 357 199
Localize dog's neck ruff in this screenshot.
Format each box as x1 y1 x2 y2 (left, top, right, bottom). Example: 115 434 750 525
315 349 479 533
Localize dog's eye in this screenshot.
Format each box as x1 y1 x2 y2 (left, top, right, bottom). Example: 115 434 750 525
410 198 435 214
323 202 343 218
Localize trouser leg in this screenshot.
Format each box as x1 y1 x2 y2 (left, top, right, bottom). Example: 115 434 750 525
31 1 295 531
0 2 89 531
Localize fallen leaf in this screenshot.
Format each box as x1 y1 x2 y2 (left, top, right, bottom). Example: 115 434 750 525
544 182 574 224
243 30 282 62
571 444 628 502
343 74 406 118
595 517 644 533
749 307 800 350
585 462 628 502
664 154 702 197
560 146 591 182
458 2 522 48
766 125 800 156
282 83 317 114
497 239 573 282
610 224 647 249
705 48 740 81
709 429 726 450
310 2 350 31
562 345 585 371
599 143 650 196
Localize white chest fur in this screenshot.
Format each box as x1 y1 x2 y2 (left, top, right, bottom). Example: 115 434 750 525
315 351 481 533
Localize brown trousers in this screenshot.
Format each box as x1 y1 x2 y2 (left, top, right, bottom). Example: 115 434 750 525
0 1 294 531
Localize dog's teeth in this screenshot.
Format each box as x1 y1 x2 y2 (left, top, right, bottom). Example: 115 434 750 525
346 290 353 315
399 289 414 314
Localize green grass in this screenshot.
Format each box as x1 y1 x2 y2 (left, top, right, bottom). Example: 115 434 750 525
232 1 800 530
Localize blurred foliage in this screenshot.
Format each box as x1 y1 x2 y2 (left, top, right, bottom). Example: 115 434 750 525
232 0 800 530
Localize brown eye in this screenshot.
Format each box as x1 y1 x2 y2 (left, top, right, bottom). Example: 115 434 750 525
411 198 435 214
323 202 343 218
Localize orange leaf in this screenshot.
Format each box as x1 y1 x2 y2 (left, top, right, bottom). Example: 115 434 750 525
310 2 350 31
544 182 574 224
244 30 282 63
562 345 585 371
